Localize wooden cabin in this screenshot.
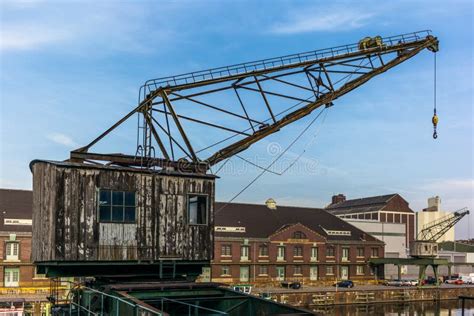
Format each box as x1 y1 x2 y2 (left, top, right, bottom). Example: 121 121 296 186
30 160 216 277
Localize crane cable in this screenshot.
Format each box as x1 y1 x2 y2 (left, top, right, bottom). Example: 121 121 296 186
432 52 438 139
215 107 327 215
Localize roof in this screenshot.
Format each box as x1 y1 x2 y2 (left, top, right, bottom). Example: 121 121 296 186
0 189 33 233
30 160 218 179
325 193 410 215
214 202 382 243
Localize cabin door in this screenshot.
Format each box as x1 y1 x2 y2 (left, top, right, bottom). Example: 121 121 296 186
340 266 349 280
240 266 249 282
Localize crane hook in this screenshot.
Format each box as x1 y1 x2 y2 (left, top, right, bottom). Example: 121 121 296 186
432 111 438 139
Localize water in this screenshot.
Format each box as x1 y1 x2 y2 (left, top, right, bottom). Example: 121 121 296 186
311 300 474 316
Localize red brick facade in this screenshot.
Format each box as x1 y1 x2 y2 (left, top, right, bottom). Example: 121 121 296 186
212 223 384 285
0 232 49 288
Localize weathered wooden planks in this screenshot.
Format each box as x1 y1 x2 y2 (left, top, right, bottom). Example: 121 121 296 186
31 160 215 263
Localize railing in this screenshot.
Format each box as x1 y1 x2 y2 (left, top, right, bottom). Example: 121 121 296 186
70 286 164 316
139 30 432 96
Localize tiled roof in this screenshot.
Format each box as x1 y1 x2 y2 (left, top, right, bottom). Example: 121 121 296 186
0 189 33 233
214 202 382 243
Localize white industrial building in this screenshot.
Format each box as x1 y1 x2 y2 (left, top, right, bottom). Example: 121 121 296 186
417 196 455 242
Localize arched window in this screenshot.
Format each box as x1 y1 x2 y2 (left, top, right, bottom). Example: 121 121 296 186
293 231 306 239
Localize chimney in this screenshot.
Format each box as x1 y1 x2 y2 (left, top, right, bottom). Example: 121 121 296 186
331 194 346 205
265 198 277 210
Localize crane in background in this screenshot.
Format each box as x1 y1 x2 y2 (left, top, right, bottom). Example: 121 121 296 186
411 207 470 258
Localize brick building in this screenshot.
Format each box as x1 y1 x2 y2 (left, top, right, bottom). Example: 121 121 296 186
0 189 50 312
212 200 385 285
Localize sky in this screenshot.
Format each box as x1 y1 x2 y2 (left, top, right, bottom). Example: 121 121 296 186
1 0 473 238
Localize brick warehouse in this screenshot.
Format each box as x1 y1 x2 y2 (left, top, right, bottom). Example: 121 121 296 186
212 199 385 286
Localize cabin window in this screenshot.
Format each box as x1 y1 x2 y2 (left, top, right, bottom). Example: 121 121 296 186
98 190 136 223
188 195 208 225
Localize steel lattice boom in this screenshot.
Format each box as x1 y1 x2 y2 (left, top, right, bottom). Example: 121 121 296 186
70 30 439 173
417 208 470 242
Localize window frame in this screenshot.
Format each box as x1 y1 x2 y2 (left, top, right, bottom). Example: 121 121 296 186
98 189 136 224
293 245 303 257
311 247 319 261
357 247 365 257
293 231 307 239
240 245 250 260
5 241 19 261
293 265 302 275
221 244 232 257
326 246 335 257
277 246 286 260
259 244 269 257
356 265 365 275
221 265 230 276
187 194 209 226
326 265 334 275
259 265 268 276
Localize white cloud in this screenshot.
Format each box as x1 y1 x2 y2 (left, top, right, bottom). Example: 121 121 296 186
1 25 67 51
47 133 78 148
270 9 374 34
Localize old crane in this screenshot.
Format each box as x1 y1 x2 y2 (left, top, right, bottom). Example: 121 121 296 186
410 208 470 258
31 31 439 314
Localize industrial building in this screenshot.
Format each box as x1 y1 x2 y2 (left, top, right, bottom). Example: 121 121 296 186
212 199 385 285
417 196 455 242
326 194 418 278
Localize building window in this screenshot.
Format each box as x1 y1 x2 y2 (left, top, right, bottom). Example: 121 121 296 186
371 248 379 258
311 247 318 261
4 268 19 287
99 190 136 223
277 246 285 261
259 265 268 275
5 242 19 261
240 246 250 260
187 195 208 225
221 245 232 257
294 265 302 275
342 248 349 261
326 247 335 257
259 245 269 257
326 266 334 275
293 231 307 239
357 265 365 275
357 247 365 257
310 266 318 281
293 246 303 257
221 266 230 276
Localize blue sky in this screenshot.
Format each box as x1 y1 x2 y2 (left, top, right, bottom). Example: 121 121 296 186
1 1 473 237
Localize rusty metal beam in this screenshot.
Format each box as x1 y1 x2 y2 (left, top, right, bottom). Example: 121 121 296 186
204 39 437 166
161 91 198 162
143 112 170 160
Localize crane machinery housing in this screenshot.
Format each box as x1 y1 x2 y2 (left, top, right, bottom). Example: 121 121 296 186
30 31 440 315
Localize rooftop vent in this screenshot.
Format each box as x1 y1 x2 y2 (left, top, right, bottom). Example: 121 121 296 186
266 198 277 210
